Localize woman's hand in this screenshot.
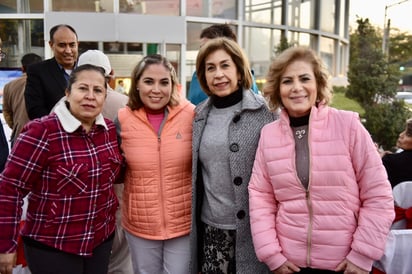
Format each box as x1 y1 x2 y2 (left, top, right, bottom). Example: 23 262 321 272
272 261 300 274
0 252 17 274
335 259 369 274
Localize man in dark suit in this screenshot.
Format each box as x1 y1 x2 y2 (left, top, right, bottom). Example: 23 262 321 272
24 24 79 120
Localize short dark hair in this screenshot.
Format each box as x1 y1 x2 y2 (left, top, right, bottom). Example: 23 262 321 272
67 64 107 92
200 24 237 41
21 53 42 71
49 24 78 42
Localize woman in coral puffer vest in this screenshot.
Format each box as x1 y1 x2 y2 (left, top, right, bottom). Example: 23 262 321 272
116 54 195 274
248 46 394 274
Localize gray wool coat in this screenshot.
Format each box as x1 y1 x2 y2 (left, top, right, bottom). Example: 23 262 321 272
189 89 276 274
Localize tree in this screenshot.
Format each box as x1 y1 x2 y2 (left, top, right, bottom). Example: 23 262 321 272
387 29 412 65
347 18 410 149
364 102 410 150
273 33 297 57
347 18 399 107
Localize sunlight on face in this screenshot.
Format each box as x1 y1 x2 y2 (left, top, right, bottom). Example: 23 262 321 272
137 63 172 111
280 60 317 117
205 49 240 97
66 70 106 128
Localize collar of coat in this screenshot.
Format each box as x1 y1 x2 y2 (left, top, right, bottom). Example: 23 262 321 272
194 88 267 122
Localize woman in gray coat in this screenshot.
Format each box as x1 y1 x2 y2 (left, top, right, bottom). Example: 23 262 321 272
189 37 276 274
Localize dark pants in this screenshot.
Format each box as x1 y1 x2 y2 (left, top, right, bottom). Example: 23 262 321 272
298 268 344 274
0 124 9 172
23 234 114 274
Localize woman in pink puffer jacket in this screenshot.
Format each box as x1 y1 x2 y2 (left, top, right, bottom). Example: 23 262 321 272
248 46 394 274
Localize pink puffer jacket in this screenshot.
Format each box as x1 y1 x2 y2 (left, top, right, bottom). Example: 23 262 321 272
249 104 394 271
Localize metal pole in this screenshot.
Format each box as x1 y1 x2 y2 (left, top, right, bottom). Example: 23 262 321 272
382 0 410 55
382 5 388 53
385 19 391 57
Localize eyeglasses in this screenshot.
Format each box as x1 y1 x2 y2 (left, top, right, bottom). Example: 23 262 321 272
0 51 5 59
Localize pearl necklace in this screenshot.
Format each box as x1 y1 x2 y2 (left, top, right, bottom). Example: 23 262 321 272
295 129 306 139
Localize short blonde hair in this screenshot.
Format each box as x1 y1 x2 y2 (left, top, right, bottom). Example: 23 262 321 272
263 46 332 111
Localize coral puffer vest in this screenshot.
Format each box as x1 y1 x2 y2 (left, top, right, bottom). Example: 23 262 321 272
118 100 194 240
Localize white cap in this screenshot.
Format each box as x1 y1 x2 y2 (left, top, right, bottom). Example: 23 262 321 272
77 50 111 77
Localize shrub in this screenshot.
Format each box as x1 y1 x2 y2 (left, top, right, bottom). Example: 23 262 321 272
364 101 411 150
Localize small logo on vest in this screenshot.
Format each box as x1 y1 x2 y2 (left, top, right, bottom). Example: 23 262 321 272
176 132 182 139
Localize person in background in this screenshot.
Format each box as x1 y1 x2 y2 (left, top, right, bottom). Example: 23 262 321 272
115 79 126 94
3 53 42 147
116 54 194 274
188 23 260 105
0 37 9 172
380 118 412 188
53 50 129 122
248 46 394 274
24 24 79 120
189 37 275 274
0 64 124 274
2 52 42 273
51 49 132 274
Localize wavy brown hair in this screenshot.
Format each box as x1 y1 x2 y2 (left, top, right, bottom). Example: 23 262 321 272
263 46 332 111
128 54 180 110
195 37 252 96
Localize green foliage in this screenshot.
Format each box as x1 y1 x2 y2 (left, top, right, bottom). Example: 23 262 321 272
364 101 411 150
347 18 408 150
347 18 400 108
388 30 412 64
330 88 365 116
332 86 347 94
273 35 297 57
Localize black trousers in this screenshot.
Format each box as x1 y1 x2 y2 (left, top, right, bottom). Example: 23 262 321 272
298 268 344 274
23 234 114 274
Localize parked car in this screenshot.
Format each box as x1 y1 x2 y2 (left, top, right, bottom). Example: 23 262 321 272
395 91 412 104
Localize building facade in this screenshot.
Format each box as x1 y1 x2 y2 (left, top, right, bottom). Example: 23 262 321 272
0 0 350 95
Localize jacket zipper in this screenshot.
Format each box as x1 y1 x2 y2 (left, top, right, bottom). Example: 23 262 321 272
306 190 313 266
290 120 313 267
157 135 167 236
306 124 313 267
157 110 168 237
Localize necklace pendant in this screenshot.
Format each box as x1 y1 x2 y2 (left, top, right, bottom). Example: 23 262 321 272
296 129 306 139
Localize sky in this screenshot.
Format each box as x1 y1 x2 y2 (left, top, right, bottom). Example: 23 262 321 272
349 0 412 33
